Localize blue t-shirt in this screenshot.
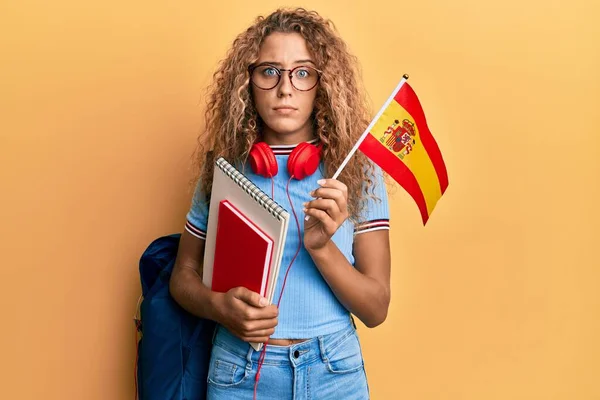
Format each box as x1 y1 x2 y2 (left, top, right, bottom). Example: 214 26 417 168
185 140 390 338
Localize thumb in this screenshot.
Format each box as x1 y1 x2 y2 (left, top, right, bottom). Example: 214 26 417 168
233 287 268 307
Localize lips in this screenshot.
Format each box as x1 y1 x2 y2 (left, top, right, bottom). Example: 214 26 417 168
273 106 297 111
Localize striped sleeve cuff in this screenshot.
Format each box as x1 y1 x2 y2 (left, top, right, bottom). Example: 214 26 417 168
354 219 390 235
185 220 207 240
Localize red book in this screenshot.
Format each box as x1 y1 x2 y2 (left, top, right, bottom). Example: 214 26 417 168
211 200 274 297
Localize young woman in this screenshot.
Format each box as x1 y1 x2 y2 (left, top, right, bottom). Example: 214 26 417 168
170 8 391 400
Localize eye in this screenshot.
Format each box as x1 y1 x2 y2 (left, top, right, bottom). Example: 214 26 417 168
295 69 310 79
262 67 279 77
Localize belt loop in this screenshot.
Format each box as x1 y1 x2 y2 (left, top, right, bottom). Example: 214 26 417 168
318 335 327 362
246 343 254 371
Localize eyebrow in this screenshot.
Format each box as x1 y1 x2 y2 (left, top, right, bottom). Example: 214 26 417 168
256 59 316 66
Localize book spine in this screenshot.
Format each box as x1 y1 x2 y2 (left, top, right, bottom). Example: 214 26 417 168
216 157 286 220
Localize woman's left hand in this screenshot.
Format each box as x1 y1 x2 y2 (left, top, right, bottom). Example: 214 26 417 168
303 179 349 252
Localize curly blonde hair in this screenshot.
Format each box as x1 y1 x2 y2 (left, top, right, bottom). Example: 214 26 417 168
193 7 381 223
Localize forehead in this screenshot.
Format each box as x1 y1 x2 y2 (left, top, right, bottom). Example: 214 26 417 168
257 32 313 63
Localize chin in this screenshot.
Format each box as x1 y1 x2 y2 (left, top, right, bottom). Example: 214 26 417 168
264 119 307 136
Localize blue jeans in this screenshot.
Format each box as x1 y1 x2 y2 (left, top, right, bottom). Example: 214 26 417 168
206 324 370 399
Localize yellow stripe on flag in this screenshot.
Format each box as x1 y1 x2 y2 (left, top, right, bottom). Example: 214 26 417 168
371 100 442 216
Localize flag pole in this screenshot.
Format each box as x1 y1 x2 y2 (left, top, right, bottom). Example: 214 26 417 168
331 74 409 180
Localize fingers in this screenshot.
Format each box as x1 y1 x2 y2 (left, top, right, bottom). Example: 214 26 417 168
303 207 338 234
230 287 278 319
253 304 279 319
305 184 349 223
238 329 275 343
239 318 278 335
239 302 279 321
232 286 268 308
236 317 278 343
303 179 348 223
310 188 346 204
316 178 348 195
304 198 342 219
310 187 347 207
223 287 279 343
308 180 348 215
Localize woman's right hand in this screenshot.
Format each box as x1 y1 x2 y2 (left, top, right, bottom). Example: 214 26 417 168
214 286 279 343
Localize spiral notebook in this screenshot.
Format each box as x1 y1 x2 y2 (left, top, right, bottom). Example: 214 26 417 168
202 157 290 351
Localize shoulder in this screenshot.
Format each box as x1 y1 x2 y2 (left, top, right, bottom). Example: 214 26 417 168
354 163 390 234
184 152 215 238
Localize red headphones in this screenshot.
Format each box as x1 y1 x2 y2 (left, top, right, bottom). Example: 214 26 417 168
249 141 322 180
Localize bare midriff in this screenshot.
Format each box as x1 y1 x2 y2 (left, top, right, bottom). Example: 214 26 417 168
267 338 309 346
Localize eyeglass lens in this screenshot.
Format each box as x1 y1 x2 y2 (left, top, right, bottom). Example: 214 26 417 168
251 65 319 91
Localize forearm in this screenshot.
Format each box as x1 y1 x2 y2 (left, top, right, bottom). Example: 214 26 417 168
169 265 224 323
308 240 390 327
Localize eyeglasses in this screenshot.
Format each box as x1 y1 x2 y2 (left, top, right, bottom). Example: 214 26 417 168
248 64 322 91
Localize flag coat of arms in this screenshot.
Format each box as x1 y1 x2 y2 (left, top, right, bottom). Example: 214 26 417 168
355 77 448 224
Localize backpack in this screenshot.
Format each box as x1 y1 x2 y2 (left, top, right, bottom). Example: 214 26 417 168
135 233 216 400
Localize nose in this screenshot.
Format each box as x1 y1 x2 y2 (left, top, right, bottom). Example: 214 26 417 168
277 72 293 97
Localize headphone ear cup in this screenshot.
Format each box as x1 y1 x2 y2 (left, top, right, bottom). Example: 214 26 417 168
249 142 278 178
288 142 321 180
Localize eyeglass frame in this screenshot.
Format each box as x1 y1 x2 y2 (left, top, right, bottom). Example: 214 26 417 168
248 63 322 91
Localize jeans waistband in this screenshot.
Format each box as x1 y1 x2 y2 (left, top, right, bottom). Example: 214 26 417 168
212 323 357 367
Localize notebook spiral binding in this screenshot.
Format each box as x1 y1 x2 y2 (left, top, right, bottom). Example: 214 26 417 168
216 157 288 220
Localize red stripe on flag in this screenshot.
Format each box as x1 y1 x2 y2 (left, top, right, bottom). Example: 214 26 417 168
395 83 449 194
359 133 430 224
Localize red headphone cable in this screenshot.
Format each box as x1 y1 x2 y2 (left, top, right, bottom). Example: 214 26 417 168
253 175 302 400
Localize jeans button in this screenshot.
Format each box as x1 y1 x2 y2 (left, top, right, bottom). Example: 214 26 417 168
294 350 300 358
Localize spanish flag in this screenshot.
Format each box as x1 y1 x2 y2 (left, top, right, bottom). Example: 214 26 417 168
341 76 448 224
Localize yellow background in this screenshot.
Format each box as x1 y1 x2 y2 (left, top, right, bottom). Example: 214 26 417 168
1 0 598 399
